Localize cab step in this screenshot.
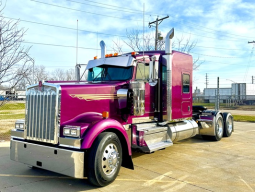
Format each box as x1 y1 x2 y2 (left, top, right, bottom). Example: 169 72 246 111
131 122 173 153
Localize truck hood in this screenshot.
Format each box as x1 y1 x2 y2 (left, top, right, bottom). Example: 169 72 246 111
50 81 128 124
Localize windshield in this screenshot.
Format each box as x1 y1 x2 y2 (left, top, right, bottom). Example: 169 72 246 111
87 65 133 81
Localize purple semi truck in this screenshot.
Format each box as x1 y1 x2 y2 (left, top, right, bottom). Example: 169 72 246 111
10 29 233 186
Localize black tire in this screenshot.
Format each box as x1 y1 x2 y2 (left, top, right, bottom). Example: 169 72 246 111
212 114 224 141
202 114 223 141
223 113 234 137
87 132 122 187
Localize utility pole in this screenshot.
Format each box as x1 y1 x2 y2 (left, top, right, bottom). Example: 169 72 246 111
252 76 254 84
205 73 209 88
215 77 220 111
149 16 169 50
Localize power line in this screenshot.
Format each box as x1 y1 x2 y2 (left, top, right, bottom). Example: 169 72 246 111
243 41 255 82
191 44 248 51
175 29 240 42
22 41 131 52
4 17 252 51
31 0 147 22
65 0 159 16
4 16 127 38
23 41 99 50
199 59 255 65
190 52 246 58
82 0 149 13
185 21 255 40
183 24 249 41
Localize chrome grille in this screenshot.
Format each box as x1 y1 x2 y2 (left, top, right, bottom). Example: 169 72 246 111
25 84 60 144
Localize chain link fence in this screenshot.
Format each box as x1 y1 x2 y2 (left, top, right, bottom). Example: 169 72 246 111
0 95 26 141
193 95 255 109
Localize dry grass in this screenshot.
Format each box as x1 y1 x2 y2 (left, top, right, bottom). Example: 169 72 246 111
0 103 25 141
233 115 255 122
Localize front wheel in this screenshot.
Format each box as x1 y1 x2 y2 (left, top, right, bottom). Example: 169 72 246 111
87 132 122 187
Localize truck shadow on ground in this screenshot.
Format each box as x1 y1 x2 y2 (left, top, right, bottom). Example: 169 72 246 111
131 135 214 159
1 135 218 191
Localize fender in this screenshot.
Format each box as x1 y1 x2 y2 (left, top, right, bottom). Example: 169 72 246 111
198 110 223 136
81 118 132 156
81 118 134 169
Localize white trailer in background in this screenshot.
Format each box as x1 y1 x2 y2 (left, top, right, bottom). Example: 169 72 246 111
204 88 232 103
231 83 255 104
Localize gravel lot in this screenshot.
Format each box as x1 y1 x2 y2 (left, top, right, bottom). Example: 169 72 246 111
0 121 255 192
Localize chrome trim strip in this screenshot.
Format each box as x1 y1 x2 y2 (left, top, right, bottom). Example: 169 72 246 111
196 119 213 123
10 139 85 178
59 137 81 148
11 129 24 139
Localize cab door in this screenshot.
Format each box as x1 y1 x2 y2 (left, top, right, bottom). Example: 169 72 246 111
135 62 156 118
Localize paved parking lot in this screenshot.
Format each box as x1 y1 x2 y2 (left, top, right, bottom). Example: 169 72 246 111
0 121 255 192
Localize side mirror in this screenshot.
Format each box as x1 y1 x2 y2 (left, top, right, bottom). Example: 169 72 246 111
149 56 158 86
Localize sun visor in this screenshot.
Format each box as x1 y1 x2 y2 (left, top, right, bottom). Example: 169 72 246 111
86 56 135 70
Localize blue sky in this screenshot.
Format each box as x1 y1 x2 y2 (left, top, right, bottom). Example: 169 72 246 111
3 0 255 92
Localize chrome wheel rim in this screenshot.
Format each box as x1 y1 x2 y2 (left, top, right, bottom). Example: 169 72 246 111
102 143 119 175
216 118 223 137
227 117 233 133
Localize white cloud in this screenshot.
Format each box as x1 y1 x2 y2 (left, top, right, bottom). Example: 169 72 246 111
1 0 255 90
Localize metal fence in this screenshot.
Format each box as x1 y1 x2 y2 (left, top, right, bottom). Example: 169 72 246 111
193 95 255 106
0 95 26 141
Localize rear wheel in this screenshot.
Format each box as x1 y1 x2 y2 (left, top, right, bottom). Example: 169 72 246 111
202 114 223 141
87 132 122 187
223 113 233 137
213 114 224 141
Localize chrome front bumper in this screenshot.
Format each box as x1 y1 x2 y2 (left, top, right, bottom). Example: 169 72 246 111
10 139 85 178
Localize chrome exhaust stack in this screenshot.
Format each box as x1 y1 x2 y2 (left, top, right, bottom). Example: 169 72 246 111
100 40 106 59
164 28 174 121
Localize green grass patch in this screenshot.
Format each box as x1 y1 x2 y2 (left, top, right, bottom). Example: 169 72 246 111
233 115 255 122
0 103 25 110
0 114 25 120
0 112 11 115
193 102 225 108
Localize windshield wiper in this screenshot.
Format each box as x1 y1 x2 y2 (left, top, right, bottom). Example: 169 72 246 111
92 69 104 81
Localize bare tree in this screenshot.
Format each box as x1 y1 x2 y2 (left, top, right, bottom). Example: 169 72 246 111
65 68 75 81
0 10 33 86
112 29 203 70
49 68 75 81
50 68 65 81
34 65 48 82
0 1 33 106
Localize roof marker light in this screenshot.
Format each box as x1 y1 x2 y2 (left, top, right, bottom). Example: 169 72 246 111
94 56 97 60
105 54 109 57
114 53 118 56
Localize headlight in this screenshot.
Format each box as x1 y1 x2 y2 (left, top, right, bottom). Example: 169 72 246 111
63 128 70 135
15 119 25 130
63 126 80 138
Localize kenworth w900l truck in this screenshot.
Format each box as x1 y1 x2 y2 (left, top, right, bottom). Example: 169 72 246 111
10 29 233 187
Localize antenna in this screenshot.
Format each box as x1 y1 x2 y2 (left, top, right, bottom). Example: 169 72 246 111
143 3 145 57
76 20 78 65
97 31 98 57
